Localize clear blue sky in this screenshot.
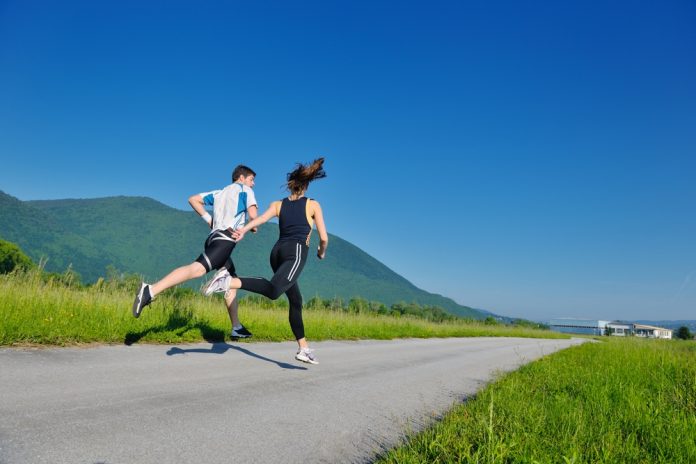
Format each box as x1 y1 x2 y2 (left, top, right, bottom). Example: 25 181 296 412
2 1 695 322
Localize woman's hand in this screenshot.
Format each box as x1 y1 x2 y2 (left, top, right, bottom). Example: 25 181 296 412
232 229 246 241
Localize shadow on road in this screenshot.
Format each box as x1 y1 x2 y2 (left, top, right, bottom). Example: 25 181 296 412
166 343 308 370
124 308 225 346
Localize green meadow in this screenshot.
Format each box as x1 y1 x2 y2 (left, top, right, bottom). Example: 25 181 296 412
0 268 563 346
377 337 696 464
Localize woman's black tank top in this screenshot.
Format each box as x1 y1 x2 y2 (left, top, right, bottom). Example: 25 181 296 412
278 197 312 245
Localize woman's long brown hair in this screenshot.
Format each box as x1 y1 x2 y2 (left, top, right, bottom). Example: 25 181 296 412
287 157 326 194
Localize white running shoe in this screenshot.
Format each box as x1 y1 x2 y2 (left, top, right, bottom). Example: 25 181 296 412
295 348 319 365
202 268 231 296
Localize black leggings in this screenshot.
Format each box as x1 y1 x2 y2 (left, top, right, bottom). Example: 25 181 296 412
240 241 309 340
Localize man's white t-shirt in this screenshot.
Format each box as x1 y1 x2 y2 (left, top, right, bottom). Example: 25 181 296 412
199 183 257 231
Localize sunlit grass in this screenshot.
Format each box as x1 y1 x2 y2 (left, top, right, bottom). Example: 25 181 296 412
377 337 696 463
0 268 566 345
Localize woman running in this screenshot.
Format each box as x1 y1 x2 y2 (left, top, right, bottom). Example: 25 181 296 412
204 158 328 364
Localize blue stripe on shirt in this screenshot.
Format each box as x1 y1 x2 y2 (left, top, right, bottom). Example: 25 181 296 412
236 191 247 216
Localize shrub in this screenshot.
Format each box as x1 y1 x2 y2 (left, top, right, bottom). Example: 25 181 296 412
0 239 34 273
676 326 693 340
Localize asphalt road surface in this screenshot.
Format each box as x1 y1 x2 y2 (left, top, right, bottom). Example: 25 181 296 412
0 337 586 464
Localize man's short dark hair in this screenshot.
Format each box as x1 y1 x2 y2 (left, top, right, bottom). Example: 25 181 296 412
232 165 256 181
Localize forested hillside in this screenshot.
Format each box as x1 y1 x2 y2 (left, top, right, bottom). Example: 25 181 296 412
0 190 484 318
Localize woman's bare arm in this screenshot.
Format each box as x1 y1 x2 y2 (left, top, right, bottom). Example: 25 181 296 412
312 200 328 259
232 202 279 241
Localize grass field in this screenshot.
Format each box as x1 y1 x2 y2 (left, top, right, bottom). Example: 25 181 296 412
377 337 696 463
0 268 565 345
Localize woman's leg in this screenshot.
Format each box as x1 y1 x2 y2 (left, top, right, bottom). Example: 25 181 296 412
285 283 306 346
289 281 317 364
233 242 308 300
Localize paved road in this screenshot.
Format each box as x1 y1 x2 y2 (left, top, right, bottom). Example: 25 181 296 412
0 337 585 464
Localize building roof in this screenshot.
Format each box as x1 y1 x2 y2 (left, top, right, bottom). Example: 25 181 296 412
607 321 632 326
633 324 672 332
549 318 609 327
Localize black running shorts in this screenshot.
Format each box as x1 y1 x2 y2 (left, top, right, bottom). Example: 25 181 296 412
195 229 237 273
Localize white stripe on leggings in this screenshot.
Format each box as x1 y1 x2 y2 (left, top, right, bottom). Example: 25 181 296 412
287 243 302 281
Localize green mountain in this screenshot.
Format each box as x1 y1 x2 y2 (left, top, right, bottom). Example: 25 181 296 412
0 190 484 318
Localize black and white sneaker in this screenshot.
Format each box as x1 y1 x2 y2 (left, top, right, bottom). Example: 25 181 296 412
231 325 253 339
132 282 153 318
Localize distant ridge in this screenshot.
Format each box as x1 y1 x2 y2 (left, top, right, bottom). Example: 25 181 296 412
0 190 485 319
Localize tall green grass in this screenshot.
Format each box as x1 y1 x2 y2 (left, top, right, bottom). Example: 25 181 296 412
378 337 696 463
0 268 565 345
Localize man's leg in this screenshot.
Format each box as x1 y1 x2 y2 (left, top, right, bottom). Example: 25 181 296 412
224 288 240 328
150 262 207 297
154 230 235 298
133 261 207 318
225 288 253 338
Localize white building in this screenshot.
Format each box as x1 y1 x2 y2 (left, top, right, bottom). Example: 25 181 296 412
551 319 674 339
606 321 632 337
605 321 673 339
633 324 672 339
549 318 609 336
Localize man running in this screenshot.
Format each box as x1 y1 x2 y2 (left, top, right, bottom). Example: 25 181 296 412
131 164 258 339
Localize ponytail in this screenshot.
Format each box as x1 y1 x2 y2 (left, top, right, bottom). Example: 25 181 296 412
287 158 327 194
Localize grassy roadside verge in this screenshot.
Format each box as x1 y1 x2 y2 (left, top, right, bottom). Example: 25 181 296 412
0 270 565 346
377 337 696 463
